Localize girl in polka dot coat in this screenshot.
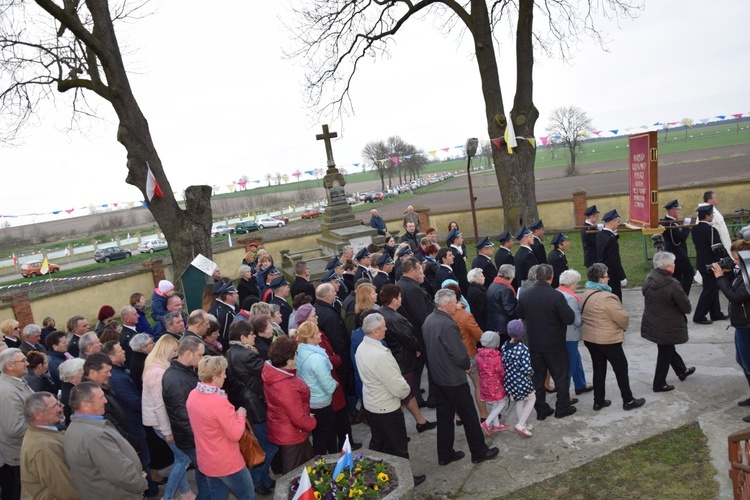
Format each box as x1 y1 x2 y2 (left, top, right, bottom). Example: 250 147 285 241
501 319 536 437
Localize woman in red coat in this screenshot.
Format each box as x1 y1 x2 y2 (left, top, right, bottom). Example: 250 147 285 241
262 336 317 474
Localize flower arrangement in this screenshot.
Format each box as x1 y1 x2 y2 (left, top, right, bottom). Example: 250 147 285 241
289 453 398 499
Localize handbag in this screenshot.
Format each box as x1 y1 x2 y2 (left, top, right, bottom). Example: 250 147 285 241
238 418 265 467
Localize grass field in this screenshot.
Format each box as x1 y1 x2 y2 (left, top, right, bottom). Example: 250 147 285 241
506 422 717 499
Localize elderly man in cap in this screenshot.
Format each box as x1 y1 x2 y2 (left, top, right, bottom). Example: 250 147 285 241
661 199 694 295
692 204 727 324
326 257 349 301
494 231 515 268
320 270 344 312
209 280 238 349
596 209 627 301
529 220 547 264
547 233 570 288
400 221 420 252
354 248 373 283
581 205 601 268
269 275 293 332
260 266 281 302
471 236 497 284
373 253 395 298
370 208 388 236
447 228 468 294
514 226 538 286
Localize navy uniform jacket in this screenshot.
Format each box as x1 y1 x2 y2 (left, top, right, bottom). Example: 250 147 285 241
514 246 538 284
449 246 469 294
661 216 691 259
531 237 547 264
692 221 720 269
270 295 293 333
471 254 497 284
290 276 316 303
435 265 458 289
547 248 568 288
581 222 598 268
596 230 625 282
372 270 392 301
354 265 372 283
494 246 515 269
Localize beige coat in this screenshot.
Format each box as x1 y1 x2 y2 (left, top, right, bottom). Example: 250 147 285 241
580 288 629 345
0 373 34 466
21 426 80 500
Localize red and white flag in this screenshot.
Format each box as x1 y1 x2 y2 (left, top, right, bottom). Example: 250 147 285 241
64 247 69 257
291 468 315 500
146 162 164 202
11 253 18 266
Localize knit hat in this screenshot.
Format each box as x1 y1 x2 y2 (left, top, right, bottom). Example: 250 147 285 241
295 304 315 324
507 319 525 339
480 331 500 349
157 280 174 295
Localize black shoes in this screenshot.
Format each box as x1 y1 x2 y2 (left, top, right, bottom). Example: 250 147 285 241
575 385 594 395
654 385 675 392
255 485 273 496
743 415 750 423
416 421 437 433
623 398 646 411
569 398 579 405
678 367 696 381
593 400 611 411
471 447 500 464
694 318 713 325
413 475 427 486
536 407 554 421
714 314 729 321
738 397 750 407
438 450 465 466
555 406 577 419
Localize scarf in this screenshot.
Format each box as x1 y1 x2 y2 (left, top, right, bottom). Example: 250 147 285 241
196 382 226 397
492 276 516 296
558 285 581 303
585 281 612 293
229 340 258 353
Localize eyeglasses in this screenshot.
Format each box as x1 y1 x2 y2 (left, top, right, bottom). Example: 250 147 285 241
10 359 28 364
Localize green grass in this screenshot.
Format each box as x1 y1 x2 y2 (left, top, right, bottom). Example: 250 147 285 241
504 422 717 499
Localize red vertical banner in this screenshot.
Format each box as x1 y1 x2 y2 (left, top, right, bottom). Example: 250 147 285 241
629 131 659 227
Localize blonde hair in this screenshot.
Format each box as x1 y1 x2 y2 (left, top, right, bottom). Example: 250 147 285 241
296 321 319 344
144 335 179 368
355 283 377 314
0 319 20 336
250 302 271 316
197 355 228 383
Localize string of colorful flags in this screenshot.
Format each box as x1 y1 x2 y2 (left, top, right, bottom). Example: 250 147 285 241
1 111 745 220
0 271 128 291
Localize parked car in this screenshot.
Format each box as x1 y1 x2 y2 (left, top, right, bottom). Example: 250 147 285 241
137 239 168 253
255 216 285 229
363 192 378 203
272 215 290 223
20 260 60 278
211 224 234 237
301 209 322 219
94 246 131 263
346 197 356 205
234 221 260 234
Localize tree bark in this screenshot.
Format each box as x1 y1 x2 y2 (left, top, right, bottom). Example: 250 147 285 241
470 0 539 233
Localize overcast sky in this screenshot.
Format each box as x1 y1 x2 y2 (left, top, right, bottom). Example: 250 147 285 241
1 0 747 224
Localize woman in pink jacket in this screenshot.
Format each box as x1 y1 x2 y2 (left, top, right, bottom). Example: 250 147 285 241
186 356 252 500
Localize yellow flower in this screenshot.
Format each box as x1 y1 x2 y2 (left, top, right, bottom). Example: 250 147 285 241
336 473 345 483
314 492 321 500
373 485 379 491
355 466 362 473
348 489 356 498
378 472 389 482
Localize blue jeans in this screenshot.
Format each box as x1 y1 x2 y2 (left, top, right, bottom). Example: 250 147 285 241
181 447 211 500
735 328 750 386
250 422 278 489
154 429 191 499
206 466 254 500
567 341 587 391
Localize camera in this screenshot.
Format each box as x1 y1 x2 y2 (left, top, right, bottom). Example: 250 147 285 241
705 243 735 273
651 234 665 252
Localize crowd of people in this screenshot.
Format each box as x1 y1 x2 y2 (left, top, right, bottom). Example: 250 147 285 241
1 190 749 500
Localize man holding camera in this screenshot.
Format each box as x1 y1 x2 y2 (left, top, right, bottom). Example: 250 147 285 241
692 204 728 325
661 200 694 295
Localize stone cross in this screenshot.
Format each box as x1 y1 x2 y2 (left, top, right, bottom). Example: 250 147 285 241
316 124 338 169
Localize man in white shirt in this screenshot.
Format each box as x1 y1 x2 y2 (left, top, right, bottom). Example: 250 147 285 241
701 189 731 252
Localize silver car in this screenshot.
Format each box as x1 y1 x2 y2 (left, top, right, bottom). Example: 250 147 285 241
137 239 169 253
255 216 285 229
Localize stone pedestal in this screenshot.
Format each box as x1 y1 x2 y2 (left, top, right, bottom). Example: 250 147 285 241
274 449 414 500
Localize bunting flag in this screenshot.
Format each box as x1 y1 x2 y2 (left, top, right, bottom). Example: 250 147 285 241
441 147 450 152
609 129 619 135
0 272 128 290
226 184 236 192
40 256 49 275
291 468 314 500
146 162 164 201
65 209 74 214
593 131 602 136
378 159 387 166
539 136 548 147
428 150 437 157
64 247 69 257
390 156 399 165
527 138 536 148
491 138 503 150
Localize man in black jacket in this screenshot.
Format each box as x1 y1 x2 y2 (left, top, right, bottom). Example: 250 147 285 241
447 229 468 294
162 337 210 500
269 276 293 333
514 226 538 286
581 205 600 268
471 236 497 284
529 220 547 264
661 199 694 295
494 231 515 270
692 204 726 324
290 261 316 305
596 209 626 301
354 248 373 283
208 281 238 350
517 265 576 420
547 233 570 288
400 222 420 252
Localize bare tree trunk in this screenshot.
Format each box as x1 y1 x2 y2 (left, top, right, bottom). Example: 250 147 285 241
471 0 539 232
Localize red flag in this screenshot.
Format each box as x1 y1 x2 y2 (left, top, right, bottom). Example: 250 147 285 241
490 137 502 150
146 162 164 201
291 468 315 500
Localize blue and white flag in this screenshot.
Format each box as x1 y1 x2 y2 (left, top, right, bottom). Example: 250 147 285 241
332 434 354 478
